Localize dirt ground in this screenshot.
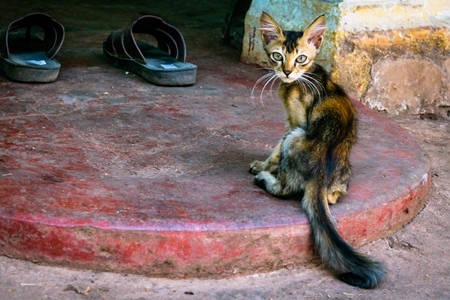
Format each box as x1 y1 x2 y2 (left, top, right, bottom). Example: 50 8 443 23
1 1 450 299
1 111 449 300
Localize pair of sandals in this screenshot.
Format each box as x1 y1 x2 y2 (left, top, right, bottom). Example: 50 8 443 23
0 13 197 86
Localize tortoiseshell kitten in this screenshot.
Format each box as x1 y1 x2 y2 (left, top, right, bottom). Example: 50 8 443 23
250 12 385 288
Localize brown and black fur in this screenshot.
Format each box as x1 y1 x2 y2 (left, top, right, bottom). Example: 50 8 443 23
250 12 385 288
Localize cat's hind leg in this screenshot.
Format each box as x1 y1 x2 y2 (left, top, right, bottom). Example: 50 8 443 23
326 186 346 204
254 169 304 198
254 171 284 196
326 162 351 204
254 128 306 197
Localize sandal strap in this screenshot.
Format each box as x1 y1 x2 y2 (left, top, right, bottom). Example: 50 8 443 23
0 13 65 60
104 15 186 65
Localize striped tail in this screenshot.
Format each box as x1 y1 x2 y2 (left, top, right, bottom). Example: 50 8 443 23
302 179 385 288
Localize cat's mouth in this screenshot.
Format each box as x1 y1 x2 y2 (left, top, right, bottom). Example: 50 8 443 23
275 70 302 83
279 75 298 84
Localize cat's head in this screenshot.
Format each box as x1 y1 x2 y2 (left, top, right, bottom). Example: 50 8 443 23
260 12 326 84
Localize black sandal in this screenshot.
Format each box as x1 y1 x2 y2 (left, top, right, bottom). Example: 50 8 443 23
103 15 197 86
0 13 64 83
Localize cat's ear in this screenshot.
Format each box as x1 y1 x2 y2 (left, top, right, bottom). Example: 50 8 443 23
303 15 326 52
260 12 283 46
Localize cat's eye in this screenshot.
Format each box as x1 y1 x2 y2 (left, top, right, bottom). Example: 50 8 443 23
271 52 283 62
296 55 308 64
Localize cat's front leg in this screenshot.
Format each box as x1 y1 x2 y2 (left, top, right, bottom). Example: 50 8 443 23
249 141 282 175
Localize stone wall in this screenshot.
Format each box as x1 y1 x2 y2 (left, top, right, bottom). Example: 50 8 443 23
241 0 450 117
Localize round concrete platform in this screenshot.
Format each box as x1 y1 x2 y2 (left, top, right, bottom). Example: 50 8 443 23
0 22 431 278
0 69 430 278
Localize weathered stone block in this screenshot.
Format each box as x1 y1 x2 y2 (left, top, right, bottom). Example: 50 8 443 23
364 58 446 115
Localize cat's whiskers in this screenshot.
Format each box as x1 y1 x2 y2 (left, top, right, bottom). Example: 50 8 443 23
259 73 278 107
303 72 325 92
297 77 319 100
296 76 317 98
251 73 274 96
303 77 321 99
251 72 278 107
302 72 327 100
296 79 309 96
269 74 278 100
251 73 274 105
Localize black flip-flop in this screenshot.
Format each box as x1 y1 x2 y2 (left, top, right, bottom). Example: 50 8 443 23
103 15 197 86
0 13 64 83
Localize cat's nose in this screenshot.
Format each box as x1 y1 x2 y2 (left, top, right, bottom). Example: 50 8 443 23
283 69 292 76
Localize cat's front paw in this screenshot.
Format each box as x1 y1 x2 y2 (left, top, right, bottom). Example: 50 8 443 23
249 160 264 175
